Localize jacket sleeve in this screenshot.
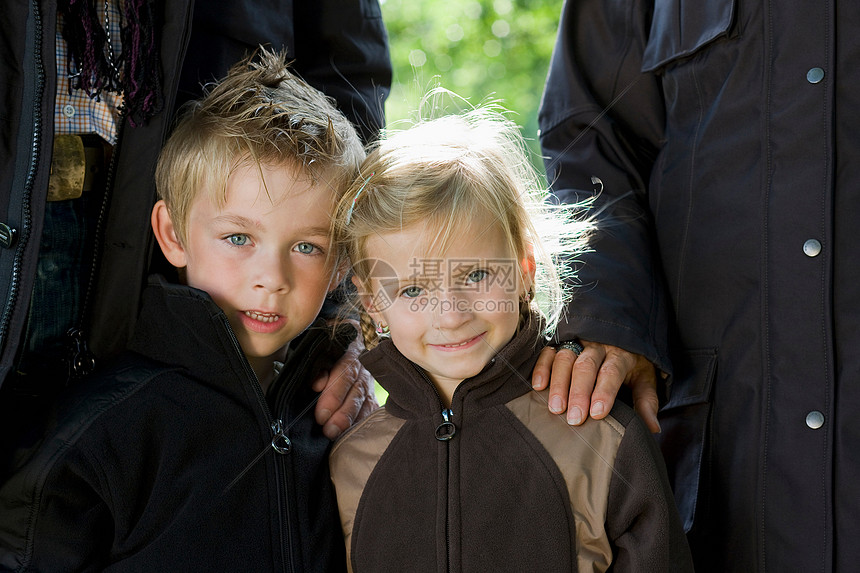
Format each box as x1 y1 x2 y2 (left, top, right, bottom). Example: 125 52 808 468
0 444 111 572
604 410 693 571
538 0 672 374
174 1 391 145
293 0 392 143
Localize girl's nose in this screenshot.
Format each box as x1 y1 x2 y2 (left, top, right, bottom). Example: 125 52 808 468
432 290 473 330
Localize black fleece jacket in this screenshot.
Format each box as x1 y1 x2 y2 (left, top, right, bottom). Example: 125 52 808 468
0 276 352 572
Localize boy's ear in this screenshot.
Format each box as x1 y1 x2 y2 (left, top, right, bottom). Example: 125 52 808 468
151 200 188 268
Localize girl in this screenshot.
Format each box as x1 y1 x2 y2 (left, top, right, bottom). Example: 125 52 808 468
329 108 692 572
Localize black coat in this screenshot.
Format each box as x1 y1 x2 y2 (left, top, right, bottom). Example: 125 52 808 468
539 0 860 571
0 277 353 571
0 0 391 382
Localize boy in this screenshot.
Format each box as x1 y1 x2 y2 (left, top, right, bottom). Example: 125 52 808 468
0 49 362 571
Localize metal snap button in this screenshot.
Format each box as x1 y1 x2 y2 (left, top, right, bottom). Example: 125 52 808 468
803 239 822 257
805 410 825 429
807 67 825 84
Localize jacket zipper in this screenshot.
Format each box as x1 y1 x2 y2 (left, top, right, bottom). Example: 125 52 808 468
439 406 454 573
67 116 125 380
270 332 334 572
222 316 294 573
0 0 44 354
413 365 457 573
223 323 332 572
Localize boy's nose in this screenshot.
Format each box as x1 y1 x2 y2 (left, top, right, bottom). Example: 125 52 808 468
254 254 291 293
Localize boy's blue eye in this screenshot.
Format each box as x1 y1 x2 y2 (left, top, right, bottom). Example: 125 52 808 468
402 285 423 298
295 242 317 255
466 269 488 284
229 234 249 246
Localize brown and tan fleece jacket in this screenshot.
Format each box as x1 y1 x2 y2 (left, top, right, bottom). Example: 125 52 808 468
330 315 693 573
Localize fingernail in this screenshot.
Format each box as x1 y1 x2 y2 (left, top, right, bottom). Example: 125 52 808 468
532 374 543 389
590 401 605 418
567 406 583 425
549 396 564 413
323 423 340 440
318 408 332 421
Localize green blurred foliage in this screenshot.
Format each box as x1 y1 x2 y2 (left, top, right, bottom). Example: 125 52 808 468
380 0 563 183
371 0 564 405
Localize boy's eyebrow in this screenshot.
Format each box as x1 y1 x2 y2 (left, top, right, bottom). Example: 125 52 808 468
299 225 332 237
213 214 329 237
212 214 264 230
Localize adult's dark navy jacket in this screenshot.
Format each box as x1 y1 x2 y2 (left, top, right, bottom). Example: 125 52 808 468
0 277 352 571
539 1 860 571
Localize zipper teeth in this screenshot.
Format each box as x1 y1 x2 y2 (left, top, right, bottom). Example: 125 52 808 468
445 449 451 573
411 364 454 571
274 335 326 425
277 455 294 573
78 117 124 330
222 315 294 572
223 315 272 423
0 0 43 348
274 334 328 573
411 363 447 411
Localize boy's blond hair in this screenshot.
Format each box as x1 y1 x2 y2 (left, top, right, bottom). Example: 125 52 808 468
155 47 365 244
335 106 591 341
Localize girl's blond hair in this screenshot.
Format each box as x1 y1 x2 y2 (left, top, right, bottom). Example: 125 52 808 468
335 105 591 344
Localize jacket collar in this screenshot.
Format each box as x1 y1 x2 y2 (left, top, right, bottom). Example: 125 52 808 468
128 275 257 388
361 313 548 419
127 276 354 408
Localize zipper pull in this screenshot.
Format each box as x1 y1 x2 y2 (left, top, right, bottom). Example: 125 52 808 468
435 408 456 441
66 328 96 382
271 419 292 454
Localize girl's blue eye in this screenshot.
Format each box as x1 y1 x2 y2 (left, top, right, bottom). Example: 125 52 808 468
402 286 423 298
466 269 488 284
295 242 317 255
229 234 248 246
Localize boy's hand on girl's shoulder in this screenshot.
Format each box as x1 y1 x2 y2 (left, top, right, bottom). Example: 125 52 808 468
312 333 380 440
531 340 661 433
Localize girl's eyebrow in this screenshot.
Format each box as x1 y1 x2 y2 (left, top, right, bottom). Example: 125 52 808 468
378 277 407 289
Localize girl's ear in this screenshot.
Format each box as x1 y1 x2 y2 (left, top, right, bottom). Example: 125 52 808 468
151 200 188 268
521 242 537 289
351 275 384 322
328 261 349 293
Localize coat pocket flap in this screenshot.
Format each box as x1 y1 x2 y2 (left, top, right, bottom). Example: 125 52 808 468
662 347 717 408
656 348 718 533
642 0 736 72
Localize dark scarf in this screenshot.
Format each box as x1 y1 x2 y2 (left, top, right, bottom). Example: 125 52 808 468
59 0 163 126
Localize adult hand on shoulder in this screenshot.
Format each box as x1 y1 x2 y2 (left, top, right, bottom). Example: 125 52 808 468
312 333 379 440
531 340 661 433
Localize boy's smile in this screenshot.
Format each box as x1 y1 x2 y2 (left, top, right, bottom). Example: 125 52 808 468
155 161 341 387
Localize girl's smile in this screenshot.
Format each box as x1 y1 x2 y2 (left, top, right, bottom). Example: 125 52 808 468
358 214 531 406
427 332 486 351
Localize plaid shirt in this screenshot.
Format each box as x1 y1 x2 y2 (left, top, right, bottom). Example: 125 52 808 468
55 1 124 145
